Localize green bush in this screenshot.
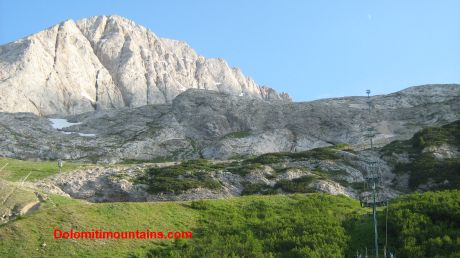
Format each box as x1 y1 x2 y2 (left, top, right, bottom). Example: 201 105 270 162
226 162 264 176
241 183 277 195
411 121 460 149
190 200 209 210
387 190 460 257
383 120 460 190
286 147 338 160
244 146 339 165
275 176 315 193
147 194 357 257
408 154 460 189
135 159 223 194
245 153 285 164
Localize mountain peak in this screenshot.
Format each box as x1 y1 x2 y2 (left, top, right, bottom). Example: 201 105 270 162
0 16 290 115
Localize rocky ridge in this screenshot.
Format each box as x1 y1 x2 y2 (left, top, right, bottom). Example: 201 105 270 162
0 84 458 163
0 15 289 115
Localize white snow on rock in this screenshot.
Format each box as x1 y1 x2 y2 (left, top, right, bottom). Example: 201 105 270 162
77 133 96 137
48 118 81 129
48 118 96 137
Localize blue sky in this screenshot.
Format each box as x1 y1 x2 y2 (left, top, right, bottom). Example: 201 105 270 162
1 0 459 101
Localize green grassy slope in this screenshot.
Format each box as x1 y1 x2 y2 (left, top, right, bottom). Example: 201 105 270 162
1 187 458 257
0 179 38 219
0 193 364 258
0 157 87 182
0 195 200 257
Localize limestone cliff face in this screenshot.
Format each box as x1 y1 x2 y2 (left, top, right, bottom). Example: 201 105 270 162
0 15 289 115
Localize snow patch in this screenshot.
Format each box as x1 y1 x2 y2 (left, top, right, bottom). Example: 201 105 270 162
48 118 96 137
48 118 81 130
78 133 96 137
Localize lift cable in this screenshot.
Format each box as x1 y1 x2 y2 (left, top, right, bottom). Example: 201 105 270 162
356 90 396 258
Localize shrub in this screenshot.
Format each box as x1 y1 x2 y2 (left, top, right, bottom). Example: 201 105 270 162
383 120 460 190
241 183 277 195
190 200 209 210
244 146 339 165
387 190 460 257
135 159 223 194
275 176 315 193
147 194 355 257
226 163 263 176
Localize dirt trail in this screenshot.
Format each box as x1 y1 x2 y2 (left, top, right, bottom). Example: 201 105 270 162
20 201 41 215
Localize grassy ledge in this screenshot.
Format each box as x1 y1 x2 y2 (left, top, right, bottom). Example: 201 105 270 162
0 157 88 182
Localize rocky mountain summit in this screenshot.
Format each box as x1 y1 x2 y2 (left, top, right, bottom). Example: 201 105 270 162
0 84 458 163
0 15 289 115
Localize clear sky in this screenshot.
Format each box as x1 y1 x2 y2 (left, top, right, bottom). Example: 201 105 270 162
1 0 459 101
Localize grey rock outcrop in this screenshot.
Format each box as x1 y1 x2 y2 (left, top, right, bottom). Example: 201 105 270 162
0 84 458 162
32 146 404 202
0 15 289 115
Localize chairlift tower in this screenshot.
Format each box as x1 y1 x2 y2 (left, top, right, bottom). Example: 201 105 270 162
365 89 379 257
371 178 379 258
357 90 394 258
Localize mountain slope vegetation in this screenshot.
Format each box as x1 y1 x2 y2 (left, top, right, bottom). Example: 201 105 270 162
382 120 460 190
1 191 459 257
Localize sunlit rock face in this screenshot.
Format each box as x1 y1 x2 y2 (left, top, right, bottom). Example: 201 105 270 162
0 15 290 116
